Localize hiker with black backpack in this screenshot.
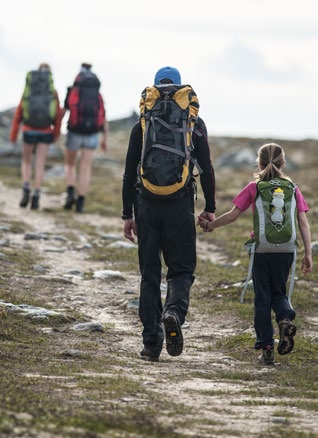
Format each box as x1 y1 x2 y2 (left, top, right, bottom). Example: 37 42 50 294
10 63 63 210
198 143 312 365
62 63 108 213
122 66 216 362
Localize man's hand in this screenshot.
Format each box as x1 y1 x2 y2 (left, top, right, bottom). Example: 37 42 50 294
196 211 215 232
123 218 137 243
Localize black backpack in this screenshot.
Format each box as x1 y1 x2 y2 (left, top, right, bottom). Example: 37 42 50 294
22 70 57 128
138 84 200 199
66 72 101 134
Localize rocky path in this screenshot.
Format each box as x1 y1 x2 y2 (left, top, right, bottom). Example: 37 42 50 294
0 181 317 438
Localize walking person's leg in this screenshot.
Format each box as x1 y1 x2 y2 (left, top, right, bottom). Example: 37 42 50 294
76 148 94 212
19 142 34 207
64 148 77 209
137 198 164 361
253 254 276 364
252 254 274 350
31 142 49 209
162 195 196 356
75 133 99 213
64 132 80 210
270 253 296 355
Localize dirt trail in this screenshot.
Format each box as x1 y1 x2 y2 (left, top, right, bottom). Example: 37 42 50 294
1 182 317 438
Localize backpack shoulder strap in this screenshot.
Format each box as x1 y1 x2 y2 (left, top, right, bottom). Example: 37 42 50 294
240 241 255 303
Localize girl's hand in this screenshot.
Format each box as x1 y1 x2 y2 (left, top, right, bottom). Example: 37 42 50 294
301 255 313 275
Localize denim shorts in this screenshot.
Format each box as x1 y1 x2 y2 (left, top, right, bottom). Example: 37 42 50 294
65 132 99 151
23 132 54 145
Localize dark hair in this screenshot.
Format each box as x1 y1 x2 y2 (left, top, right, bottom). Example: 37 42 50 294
255 143 286 181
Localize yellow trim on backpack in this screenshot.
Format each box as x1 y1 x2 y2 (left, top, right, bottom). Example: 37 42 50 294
144 87 161 110
139 87 160 137
174 86 198 111
174 86 199 146
140 162 189 196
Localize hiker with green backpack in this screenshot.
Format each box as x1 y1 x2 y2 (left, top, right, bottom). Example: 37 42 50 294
10 63 63 210
122 66 216 362
197 143 312 365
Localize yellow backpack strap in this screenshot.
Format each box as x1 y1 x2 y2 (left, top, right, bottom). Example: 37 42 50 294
174 86 199 148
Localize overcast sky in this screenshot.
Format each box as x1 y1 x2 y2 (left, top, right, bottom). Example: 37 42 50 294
1 0 318 139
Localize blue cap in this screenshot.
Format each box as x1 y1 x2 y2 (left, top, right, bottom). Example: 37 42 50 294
154 66 181 85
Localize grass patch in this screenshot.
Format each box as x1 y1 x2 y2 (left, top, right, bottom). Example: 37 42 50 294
0 134 317 437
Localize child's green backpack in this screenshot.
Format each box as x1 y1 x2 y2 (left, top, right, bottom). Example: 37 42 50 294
241 177 298 304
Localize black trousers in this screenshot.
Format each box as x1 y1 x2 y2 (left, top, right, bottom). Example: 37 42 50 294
252 252 296 350
136 193 196 354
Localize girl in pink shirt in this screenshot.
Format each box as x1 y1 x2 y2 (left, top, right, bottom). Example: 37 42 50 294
198 143 312 365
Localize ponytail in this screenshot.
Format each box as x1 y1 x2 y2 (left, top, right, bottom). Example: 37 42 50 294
254 143 286 181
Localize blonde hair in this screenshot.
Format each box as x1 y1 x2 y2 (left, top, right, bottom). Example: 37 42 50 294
38 62 51 72
254 143 286 181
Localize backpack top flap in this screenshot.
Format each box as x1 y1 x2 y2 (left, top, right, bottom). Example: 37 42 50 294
22 70 56 128
74 71 100 89
253 177 297 253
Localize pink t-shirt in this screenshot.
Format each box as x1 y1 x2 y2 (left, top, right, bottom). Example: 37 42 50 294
233 181 309 213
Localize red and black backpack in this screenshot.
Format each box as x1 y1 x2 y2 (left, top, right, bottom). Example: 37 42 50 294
66 72 104 134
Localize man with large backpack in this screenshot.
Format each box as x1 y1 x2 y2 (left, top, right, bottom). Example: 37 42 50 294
62 63 108 213
122 66 216 362
10 63 63 210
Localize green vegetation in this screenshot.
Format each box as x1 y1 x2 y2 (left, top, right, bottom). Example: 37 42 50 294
0 130 317 437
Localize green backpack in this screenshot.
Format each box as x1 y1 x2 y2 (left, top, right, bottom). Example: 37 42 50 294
241 177 298 304
22 70 57 128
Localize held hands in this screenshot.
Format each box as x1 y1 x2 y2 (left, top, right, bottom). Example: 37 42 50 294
197 211 215 233
123 218 137 243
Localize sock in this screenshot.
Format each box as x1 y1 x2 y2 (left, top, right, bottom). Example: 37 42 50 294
23 182 30 191
33 189 41 197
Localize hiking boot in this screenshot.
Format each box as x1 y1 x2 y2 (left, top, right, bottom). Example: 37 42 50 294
76 196 85 213
258 345 274 365
278 319 297 355
140 348 159 363
19 188 30 208
64 186 76 210
162 311 183 357
30 195 39 210
64 194 76 210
